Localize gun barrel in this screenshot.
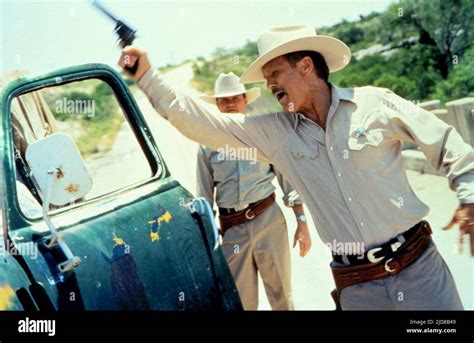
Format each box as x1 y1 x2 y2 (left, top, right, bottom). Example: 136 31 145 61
91 0 120 22
91 0 137 51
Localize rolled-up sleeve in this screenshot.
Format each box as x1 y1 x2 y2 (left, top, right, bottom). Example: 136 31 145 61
382 89 474 204
274 167 303 207
138 68 273 164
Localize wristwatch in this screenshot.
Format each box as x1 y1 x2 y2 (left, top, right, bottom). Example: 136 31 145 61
296 214 307 222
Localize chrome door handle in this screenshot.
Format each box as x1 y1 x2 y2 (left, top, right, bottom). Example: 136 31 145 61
187 198 219 250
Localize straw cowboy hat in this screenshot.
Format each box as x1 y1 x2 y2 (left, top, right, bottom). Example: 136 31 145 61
201 72 261 104
240 24 351 84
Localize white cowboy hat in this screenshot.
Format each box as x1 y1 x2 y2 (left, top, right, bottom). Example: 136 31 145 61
201 72 261 104
240 24 351 84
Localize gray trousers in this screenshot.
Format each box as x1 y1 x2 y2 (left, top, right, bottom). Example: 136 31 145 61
221 202 293 310
333 240 463 310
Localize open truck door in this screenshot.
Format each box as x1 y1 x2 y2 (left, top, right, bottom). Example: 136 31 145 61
0 64 242 310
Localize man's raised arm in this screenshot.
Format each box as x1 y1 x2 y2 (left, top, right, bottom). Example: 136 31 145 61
118 47 274 164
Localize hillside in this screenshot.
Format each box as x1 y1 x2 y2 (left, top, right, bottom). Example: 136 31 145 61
191 0 474 113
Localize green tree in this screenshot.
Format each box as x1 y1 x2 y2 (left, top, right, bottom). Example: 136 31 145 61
374 74 417 99
332 21 365 45
387 45 442 99
434 46 474 102
393 0 474 78
235 41 258 59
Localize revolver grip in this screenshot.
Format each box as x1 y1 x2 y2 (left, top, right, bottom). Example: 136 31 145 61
125 62 138 75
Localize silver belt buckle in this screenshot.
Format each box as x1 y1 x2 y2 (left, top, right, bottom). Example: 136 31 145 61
245 209 256 220
367 247 385 263
384 258 398 273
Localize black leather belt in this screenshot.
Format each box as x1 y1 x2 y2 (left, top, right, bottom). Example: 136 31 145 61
333 221 431 266
219 207 241 215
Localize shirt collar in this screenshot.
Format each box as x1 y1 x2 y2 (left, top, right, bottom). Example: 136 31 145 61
332 83 355 103
293 112 305 130
293 83 355 130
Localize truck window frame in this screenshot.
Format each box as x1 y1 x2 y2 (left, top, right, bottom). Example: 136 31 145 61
2 65 168 230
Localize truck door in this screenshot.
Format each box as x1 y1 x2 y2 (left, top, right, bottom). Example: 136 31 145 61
0 64 242 310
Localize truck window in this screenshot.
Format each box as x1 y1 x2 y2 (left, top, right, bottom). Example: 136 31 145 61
11 78 153 218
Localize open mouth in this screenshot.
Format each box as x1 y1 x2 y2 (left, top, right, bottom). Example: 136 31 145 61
274 89 288 104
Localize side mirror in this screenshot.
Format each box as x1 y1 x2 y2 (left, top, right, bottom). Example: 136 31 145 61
25 133 92 272
25 133 92 206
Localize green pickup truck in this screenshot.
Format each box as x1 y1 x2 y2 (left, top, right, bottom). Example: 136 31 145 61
0 64 242 311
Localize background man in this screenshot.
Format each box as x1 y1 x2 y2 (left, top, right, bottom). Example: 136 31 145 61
197 72 311 310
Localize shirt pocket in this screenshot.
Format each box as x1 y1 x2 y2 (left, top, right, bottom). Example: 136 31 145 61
291 144 320 169
347 125 389 174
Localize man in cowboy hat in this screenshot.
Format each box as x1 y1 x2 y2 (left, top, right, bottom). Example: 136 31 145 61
197 72 311 310
119 24 473 310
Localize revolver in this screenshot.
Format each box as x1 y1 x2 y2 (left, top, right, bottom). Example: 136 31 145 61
91 0 139 74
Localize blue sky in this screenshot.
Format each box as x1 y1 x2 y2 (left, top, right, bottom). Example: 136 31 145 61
1 0 394 74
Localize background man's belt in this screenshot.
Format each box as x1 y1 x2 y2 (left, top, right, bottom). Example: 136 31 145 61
218 193 275 235
331 221 433 293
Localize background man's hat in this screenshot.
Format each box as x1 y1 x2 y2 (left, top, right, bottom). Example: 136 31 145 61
201 72 261 104
240 24 351 84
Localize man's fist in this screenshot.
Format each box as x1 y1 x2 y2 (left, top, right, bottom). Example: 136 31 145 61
118 47 151 81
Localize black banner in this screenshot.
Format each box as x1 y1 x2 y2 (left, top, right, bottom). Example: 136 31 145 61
0 311 473 339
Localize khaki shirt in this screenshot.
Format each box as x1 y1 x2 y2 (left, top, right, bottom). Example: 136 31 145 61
196 145 302 210
138 69 474 249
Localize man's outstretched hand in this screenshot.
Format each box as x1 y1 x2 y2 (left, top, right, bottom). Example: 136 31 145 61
118 47 151 81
